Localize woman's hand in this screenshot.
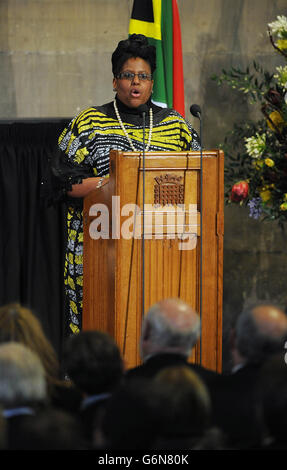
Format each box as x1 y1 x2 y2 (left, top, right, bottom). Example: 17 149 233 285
67 177 109 198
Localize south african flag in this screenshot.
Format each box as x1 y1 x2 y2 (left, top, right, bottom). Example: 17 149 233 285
129 0 185 116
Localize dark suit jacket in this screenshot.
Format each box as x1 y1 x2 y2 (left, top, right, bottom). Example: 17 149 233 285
125 353 219 388
210 364 263 449
79 394 110 444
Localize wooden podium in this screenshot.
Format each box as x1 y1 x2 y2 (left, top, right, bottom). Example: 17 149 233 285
83 150 224 372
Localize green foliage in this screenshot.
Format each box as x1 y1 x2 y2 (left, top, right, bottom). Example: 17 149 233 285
212 16 287 226
212 61 274 104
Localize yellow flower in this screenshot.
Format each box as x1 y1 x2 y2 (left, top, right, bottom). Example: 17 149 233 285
260 189 272 202
280 202 287 211
264 158 275 167
267 111 285 132
253 159 264 169
276 39 287 51
284 193 287 201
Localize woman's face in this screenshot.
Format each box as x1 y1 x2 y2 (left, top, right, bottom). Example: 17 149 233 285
113 57 154 108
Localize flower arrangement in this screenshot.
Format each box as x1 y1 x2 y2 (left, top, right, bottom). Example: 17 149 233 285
213 16 287 226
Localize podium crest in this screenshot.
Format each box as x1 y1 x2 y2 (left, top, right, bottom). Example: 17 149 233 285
154 174 184 205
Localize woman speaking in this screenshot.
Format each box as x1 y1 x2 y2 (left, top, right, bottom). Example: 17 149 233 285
57 34 200 335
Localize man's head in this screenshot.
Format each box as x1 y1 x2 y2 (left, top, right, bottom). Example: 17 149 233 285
140 298 200 360
233 302 287 366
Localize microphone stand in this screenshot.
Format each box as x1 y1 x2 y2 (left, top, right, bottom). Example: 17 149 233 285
198 112 203 367
142 110 146 322
190 104 203 365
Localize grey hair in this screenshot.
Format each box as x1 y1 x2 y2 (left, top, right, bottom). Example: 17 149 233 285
0 342 47 407
235 302 287 365
144 301 201 356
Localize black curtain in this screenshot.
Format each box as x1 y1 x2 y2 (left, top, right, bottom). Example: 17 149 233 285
0 119 70 359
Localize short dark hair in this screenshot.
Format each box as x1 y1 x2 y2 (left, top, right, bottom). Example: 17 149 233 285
63 331 124 395
112 34 156 77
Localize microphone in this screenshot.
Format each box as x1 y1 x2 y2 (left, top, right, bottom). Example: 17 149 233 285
137 104 149 116
190 104 201 119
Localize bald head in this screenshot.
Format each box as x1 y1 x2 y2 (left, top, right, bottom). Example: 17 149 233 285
252 304 287 338
235 302 287 365
154 298 199 330
140 298 200 359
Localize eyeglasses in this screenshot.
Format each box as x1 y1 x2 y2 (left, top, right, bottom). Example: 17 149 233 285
116 71 153 81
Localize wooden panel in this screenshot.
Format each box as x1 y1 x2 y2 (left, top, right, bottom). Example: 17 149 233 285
83 150 224 371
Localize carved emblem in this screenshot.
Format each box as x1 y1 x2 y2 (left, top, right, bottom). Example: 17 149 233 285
154 174 184 205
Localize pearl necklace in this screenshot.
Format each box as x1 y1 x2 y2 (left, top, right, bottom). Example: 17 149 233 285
113 99 153 152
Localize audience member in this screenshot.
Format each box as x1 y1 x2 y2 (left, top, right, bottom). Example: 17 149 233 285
1 298 285 451
63 330 124 446
211 301 287 449
0 342 47 449
101 377 162 450
0 303 82 414
231 302 287 367
0 410 6 450
102 367 225 450
152 366 225 450
0 342 47 409
9 408 86 450
255 353 287 449
126 298 218 387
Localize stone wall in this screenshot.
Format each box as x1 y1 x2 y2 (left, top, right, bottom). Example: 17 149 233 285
1 0 287 370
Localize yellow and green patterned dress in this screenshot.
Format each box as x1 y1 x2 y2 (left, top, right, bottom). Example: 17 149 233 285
58 97 200 335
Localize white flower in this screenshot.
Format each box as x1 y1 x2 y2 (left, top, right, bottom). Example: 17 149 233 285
245 133 266 158
268 15 287 38
274 66 287 88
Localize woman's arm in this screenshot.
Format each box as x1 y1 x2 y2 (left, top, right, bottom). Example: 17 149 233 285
67 176 108 198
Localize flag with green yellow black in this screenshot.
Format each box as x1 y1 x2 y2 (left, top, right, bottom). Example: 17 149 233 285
129 0 185 116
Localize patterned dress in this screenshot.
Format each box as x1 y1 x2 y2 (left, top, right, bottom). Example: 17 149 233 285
58 98 200 334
